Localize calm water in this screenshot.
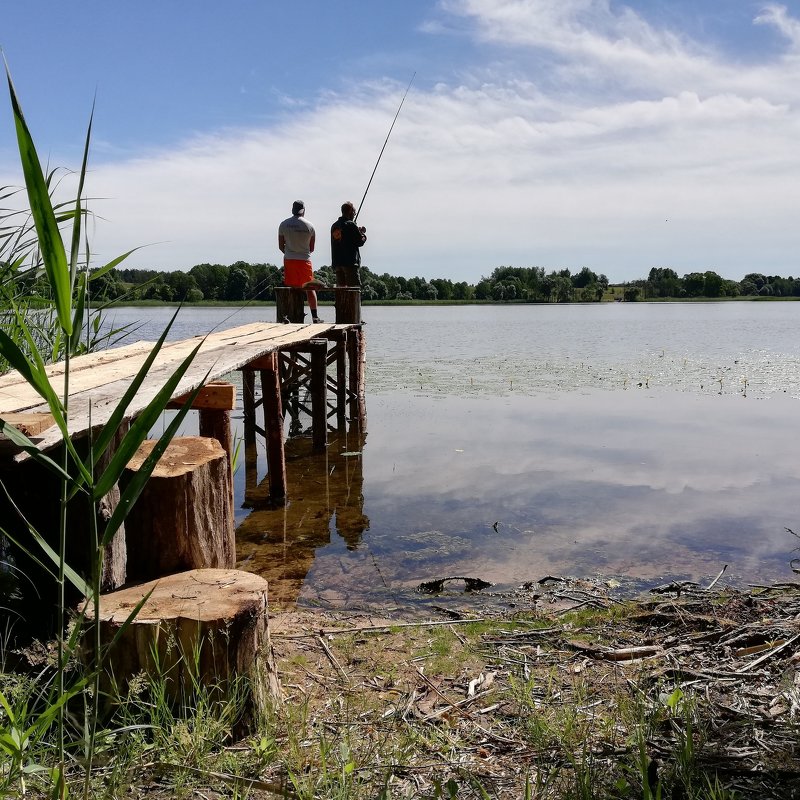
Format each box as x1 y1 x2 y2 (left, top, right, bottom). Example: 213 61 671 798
107 303 800 608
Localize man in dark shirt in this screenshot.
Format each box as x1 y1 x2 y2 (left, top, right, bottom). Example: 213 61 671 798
330 201 367 287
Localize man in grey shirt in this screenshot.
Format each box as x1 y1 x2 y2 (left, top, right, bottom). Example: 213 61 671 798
278 200 321 323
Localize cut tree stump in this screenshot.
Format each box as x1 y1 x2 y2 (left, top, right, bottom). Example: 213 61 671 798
123 436 234 582
83 568 281 734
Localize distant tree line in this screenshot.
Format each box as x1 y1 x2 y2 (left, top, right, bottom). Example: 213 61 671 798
621 268 800 301
74 262 800 303
87 263 610 303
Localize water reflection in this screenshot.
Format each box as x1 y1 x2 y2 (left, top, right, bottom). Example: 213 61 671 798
236 423 369 606
104 306 800 605
234 389 800 609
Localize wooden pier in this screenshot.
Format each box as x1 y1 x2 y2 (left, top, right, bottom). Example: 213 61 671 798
0 315 365 493
0 294 365 702
0 300 366 592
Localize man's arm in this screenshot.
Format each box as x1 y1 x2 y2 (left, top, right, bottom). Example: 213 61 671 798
310 233 315 253
348 220 367 247
278 234 286 253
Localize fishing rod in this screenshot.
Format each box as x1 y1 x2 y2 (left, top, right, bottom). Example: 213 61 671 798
355 72 415 222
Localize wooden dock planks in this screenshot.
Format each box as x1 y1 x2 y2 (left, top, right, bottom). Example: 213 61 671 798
0 321 348 453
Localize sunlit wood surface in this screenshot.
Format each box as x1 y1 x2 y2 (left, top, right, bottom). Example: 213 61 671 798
0 321 343 452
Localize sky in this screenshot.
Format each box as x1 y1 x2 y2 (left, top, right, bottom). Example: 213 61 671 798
1 1 799 284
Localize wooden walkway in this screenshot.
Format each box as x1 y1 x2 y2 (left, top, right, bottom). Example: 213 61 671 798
0 320 360 456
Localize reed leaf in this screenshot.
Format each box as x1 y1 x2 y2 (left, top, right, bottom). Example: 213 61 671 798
90 247 142 281
0 518 89 595
4 65 72 336
89 308 183 487
99 365 209 547
69 270 87 355
0 421 72 481
68 100 93 288
0 329 61 410
8 320 92 487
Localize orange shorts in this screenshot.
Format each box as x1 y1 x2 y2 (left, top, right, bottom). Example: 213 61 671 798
284 259 313 287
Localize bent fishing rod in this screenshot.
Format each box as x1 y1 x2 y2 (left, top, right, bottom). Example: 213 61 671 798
355 72 415 223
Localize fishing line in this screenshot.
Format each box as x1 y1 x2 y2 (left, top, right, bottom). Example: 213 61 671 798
355 72 416 222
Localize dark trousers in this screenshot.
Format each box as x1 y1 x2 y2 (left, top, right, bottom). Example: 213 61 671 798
335 265 361 287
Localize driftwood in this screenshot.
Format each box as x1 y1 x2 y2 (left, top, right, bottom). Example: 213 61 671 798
123 437 234 581
83 568 281 734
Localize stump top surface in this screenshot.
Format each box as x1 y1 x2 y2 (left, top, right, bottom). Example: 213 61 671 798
127 436 225 477
88 568 269 623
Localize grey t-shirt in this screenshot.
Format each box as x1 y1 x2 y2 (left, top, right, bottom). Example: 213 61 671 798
278 215 315 260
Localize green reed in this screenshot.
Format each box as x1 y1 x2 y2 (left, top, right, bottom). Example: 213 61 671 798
0 62 207 798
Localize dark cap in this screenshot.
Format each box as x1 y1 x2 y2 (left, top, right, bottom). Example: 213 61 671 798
292 200 305 215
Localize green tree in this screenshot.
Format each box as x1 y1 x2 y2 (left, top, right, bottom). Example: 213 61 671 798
623 285 641 301
225 267 250 301
452 281 472 300
431 278 453 300
572 266 598 289
683 272 706 297
475 279 492 300
189 263 228 300
703 270 723 298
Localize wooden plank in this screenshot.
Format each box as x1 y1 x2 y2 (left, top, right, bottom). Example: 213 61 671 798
3 321 357 454
0 337 209 414
0 411 55 437
167 381 236 411
0 322 340 415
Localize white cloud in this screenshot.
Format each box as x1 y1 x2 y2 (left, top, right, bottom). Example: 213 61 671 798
4 2 800 282
756 3 800 50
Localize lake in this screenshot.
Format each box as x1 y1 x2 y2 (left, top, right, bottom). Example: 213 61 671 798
105 302 800 609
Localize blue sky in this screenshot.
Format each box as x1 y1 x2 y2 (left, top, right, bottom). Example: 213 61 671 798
1 1 799 283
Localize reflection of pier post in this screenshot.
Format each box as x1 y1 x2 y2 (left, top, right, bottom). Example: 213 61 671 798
335 333 347 427
235 422 370 605
241 286 366 503
262 352 287 504
241 358 287 507
310 339 327 452
242 370 259 507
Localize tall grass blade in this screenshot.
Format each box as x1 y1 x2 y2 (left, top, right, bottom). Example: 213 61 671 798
0 322 92 487
0 519 89 595
88 308 182 475
0 329 63 409
100 370 209 546
90 247 142 281
4 64 72 336
68 99 93 288
0 421 71 481
69 271 87 355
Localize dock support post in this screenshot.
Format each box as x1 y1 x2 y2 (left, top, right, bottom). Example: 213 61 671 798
275 287 305 323
262 352 287 505
347 328 367 427
357 328 367 426
347 331 359 423
241 370 259 504
336 333 347 427
334 288 361 324
310 339 328 452
197 383 235 513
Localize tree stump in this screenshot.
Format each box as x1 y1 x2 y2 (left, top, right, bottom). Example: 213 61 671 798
82 568 281 734
123 437 234 582
0 419 128 643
